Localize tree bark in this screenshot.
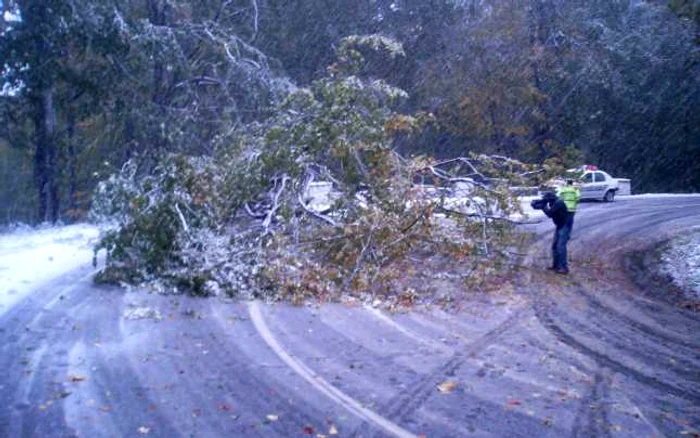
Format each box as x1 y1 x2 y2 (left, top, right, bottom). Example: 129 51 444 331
67 110 77 218
148 0 170 152
33 85 59 223
528 0 555 161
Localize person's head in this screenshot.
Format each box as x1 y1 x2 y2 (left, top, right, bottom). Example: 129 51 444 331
543 192 557 202
566 179 574 185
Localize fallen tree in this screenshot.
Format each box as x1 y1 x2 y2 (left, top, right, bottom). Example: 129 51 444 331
91 36 546 303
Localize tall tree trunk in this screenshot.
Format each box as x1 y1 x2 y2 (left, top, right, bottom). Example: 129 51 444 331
148 0 170 153
67 110 77 218
33 85 59 223
528 0 555 161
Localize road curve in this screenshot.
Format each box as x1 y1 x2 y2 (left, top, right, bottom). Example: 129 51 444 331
0 196 698 437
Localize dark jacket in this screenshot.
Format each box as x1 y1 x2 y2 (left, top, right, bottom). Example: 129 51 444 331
543 198 569 228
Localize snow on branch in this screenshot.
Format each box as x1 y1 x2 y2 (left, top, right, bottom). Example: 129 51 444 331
262 175 289 233
174 203 190 233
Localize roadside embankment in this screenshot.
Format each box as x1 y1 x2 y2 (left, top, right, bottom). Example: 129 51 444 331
625 229 700 311
660 230 700 303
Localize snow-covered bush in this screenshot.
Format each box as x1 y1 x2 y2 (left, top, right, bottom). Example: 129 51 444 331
92 154 247 293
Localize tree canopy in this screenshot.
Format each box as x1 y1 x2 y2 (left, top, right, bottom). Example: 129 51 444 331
0 0 697 220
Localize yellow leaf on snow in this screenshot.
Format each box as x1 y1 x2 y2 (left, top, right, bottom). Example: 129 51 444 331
266 414 279 422
329 424 338 435
138 426 150 434
436 381 458 394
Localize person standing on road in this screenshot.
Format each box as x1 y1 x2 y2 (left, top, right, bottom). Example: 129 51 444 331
543 180 580 274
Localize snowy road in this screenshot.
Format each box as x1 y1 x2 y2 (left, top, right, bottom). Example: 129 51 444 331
1 196 699 437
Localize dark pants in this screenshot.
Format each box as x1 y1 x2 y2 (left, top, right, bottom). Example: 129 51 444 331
552 213 575 270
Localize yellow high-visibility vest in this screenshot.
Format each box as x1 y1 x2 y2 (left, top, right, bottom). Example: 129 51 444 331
558 185 581 212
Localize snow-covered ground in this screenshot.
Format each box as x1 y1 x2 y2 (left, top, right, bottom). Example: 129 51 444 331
0 223 100 316
661 230 700 301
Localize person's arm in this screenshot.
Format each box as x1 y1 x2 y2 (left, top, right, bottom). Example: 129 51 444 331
543 198 561 217
543 203 553 217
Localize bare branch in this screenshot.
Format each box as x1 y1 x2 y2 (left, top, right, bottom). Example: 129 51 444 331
347 227 374 287
306 163 343 187
250 0 259 42
481 216 489 256
243 202 266 219
432 157 484 178
263 175 288 232
298 193 338 227
519 169 545 177
436 206 526 225
174 203 190 233
425 166 495 194
174 76 224 88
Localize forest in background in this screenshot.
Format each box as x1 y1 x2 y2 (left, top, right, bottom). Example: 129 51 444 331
1 0 699 225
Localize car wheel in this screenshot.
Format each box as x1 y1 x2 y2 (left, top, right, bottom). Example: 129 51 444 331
604 190 615 202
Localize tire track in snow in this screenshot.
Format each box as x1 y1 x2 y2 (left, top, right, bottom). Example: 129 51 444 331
248 301 418 438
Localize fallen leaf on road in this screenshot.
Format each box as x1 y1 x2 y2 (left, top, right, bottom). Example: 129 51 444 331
436 381 458 394
266 414 279 422
138 426 150 434
303 426 314 434
504 399 522 411
68 375 87 382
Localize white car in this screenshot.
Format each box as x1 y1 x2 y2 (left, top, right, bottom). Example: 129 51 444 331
577 170 619 202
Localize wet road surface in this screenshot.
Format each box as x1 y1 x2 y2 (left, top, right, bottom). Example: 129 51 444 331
1 196 699 437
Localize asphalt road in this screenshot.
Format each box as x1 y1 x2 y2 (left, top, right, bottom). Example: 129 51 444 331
1 196 699 438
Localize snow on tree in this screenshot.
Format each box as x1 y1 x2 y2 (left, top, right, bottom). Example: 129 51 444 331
92 36 539 303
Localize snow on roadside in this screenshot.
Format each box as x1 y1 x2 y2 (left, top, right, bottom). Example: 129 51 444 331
0 223 100 316
661 230 700 302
